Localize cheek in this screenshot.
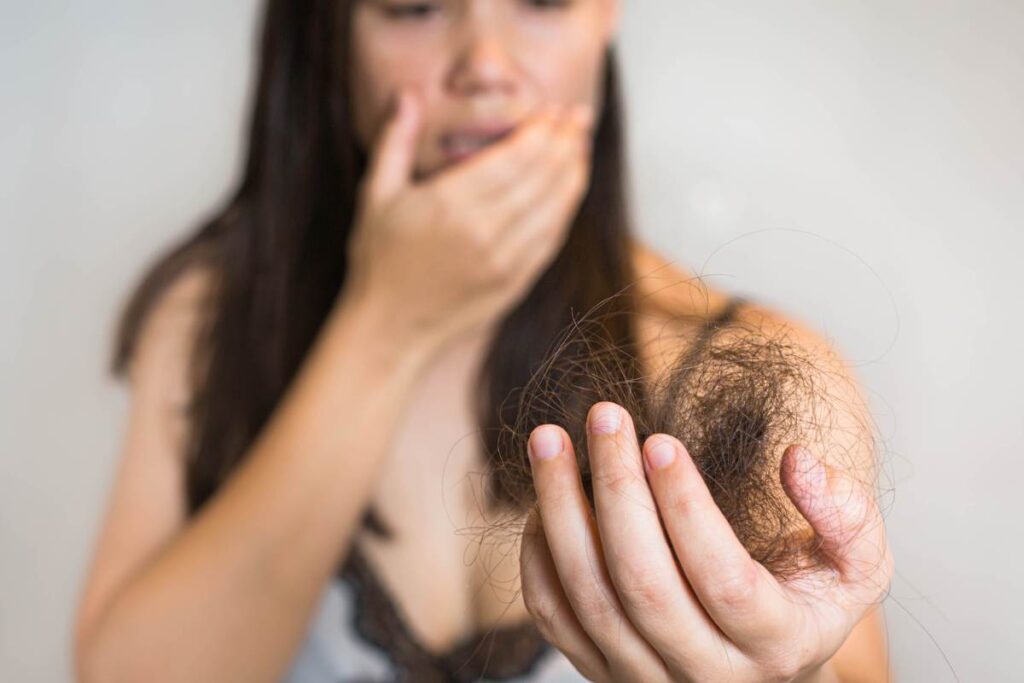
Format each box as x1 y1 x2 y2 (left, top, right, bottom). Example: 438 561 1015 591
518 18 609 108
526 43 606 110
349 21 442 153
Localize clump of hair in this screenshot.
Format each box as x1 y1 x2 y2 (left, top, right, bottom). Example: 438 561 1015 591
471 285 876 582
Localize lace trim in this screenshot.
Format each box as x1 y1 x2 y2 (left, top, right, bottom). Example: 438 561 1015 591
338 544 551 682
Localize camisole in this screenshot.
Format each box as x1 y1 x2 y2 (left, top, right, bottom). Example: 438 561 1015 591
283 296 746 682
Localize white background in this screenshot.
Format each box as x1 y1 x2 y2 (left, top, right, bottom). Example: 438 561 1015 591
2 1 1021 680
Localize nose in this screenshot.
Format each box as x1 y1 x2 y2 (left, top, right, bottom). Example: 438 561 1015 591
446 19 518 97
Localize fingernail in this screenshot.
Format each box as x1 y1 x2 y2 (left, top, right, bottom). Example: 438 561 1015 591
589 404 621 435
529 425 563 462
645 436 677 471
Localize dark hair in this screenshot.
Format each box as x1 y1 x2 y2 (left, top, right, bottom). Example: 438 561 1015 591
110 1 643 543
486 293 877 580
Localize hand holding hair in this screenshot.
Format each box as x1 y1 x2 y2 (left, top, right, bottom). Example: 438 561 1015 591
491 305 893 682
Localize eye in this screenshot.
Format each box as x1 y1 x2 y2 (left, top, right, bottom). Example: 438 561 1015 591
380 1 440 21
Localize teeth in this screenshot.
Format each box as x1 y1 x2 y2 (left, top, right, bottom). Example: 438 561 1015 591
445 134 503 154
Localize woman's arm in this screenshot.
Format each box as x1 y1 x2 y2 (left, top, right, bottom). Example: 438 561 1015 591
73 274 437 683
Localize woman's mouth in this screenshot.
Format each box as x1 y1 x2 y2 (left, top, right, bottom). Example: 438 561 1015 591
440 125 517 162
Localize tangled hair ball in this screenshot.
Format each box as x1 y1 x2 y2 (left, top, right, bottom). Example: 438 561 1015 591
474 285 878 583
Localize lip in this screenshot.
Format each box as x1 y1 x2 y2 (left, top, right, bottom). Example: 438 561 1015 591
440 122 519 162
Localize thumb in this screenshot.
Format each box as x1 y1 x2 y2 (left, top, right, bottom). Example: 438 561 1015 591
363 88 422 204
781 445 892 598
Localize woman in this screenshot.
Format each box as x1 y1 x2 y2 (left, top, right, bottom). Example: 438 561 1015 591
73 0 892 681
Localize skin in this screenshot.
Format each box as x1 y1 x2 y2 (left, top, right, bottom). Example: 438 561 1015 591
347 0 894 680
73 1 892 680
522 396 893 682
349 0 618 181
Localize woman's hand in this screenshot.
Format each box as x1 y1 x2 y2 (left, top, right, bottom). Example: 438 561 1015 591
344 88 595 350
520 401 893 683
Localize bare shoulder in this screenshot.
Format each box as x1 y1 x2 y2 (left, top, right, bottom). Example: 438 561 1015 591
74 263 218 655
629 238 848 350
126 263 218 432
628 240 735 380
629 239 736 325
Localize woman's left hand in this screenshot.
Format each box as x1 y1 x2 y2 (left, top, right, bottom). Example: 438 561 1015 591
520 401 893 683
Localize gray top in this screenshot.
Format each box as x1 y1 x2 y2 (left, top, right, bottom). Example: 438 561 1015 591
283 576 586 682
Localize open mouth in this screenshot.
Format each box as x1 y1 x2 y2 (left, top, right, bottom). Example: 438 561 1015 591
440 127 516 162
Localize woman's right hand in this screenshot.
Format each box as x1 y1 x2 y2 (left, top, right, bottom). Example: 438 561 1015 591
343 88 596 351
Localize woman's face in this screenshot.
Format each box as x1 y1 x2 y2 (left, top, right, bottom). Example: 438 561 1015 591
350 0 620 180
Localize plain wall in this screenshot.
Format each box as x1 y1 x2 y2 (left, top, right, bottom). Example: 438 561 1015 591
2 1 1021 680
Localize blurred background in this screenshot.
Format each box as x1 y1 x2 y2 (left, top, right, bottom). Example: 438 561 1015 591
2 1 1021 680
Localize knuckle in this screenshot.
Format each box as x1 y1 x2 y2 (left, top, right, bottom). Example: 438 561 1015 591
522 590 560 642
705 563 760 614
575 661 611 683
571 584 620 627
614 561 669 611
593 466 637 500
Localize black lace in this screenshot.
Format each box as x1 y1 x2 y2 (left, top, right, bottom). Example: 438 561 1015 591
337 544 551 682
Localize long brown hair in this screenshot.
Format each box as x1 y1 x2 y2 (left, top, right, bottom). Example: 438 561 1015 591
110 1 644 540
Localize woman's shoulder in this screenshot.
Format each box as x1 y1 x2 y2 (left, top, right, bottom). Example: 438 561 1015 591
629 239 749 380
626 237 860 387
117 258 218 433
629 239 736 324
128 264 214 363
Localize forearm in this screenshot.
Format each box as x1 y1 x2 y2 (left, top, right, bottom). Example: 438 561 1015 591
78 293 436 683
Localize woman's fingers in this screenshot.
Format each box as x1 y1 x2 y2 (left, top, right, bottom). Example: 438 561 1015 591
527 424 670 683
780 445 894 607
362 88 424 205
585 403 731 675
432 104 562 201
643 433 795 649
519 510 611 683
492 147 588 284
488 108 590 228
494 108 591 259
